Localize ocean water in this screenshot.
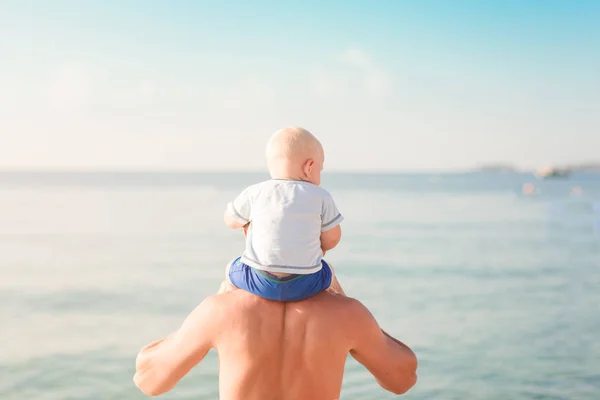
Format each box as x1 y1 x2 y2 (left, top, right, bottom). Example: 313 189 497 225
1 171 599 400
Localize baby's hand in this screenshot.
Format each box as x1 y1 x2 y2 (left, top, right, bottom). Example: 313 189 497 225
242 223 250 238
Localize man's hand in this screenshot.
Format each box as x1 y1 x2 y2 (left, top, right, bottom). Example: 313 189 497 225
133 297 219 396
349 303 418 395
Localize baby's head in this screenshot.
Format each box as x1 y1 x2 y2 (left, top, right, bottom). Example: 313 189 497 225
265 127 324 185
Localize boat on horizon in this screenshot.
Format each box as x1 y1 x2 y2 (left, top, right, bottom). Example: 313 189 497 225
535 166 571 179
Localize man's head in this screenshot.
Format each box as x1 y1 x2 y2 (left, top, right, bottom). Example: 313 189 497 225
265 127 324 185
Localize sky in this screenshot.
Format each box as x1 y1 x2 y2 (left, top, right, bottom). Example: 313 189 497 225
0 0 599 171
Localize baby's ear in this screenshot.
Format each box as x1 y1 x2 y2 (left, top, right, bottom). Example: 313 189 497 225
302 158 314 173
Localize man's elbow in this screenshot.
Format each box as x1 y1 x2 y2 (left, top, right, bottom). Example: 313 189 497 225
134 372 169 397
381 357 418 395
387 372 418 395
133 343 176 397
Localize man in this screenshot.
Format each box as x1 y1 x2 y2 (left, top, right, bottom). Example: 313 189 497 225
133 282 418 399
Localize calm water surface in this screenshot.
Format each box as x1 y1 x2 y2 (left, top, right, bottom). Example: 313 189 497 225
1 172 599 399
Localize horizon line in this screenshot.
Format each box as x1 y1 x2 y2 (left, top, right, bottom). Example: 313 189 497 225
0 167 536 174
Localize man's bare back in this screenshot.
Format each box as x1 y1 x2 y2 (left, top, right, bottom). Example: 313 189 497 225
134 290 417 399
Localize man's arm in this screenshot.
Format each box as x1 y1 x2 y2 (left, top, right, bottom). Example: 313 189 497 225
133 296 220 396
349 301 418 395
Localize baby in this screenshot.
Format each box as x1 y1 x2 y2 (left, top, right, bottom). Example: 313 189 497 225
223 127 345 301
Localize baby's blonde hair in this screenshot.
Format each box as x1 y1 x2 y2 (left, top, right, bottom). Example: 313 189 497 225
265 127 323 164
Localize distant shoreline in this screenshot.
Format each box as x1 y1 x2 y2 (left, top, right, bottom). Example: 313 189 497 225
475 163 600 174
0 166 598 175
0 169 537 175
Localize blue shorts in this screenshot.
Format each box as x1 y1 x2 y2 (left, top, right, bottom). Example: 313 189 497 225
228 257 333 302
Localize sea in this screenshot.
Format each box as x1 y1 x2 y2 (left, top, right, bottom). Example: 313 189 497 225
1 171 599 400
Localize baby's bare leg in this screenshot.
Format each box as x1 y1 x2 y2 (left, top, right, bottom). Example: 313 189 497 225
325 262 346 296
217 279 235 294
218 223 250 295
217 260 238 294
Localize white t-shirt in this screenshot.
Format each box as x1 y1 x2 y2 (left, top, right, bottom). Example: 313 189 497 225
226 179 343 274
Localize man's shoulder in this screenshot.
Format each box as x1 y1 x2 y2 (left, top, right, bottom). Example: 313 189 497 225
209 289 277 311
204 291 372 334
302 292 372 316
209 290 364 312
194 292 244 323
329 293 370 311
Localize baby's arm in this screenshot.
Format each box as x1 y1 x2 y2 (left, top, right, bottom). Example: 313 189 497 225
224 213 245 229
224 187 253 230
321 225 342 253
321 191 344 254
